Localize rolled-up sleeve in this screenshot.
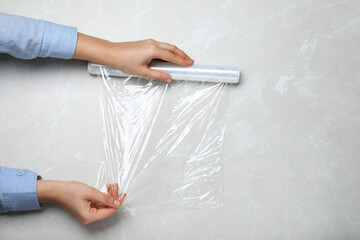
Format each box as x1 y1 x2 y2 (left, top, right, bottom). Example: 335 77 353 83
0 12 78 59
0 166 41 213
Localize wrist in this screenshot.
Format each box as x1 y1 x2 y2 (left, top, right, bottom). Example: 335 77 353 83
101 41 117 67
36 180 65 204
73 33 115 66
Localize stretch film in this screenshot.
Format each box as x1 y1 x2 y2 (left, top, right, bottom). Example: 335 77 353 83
88 61 240 83
95 65 228 209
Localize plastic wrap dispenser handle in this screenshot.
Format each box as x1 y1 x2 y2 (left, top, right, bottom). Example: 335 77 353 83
88 61 240 84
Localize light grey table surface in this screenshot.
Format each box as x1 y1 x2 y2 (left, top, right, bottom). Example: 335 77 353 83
1 0 360 239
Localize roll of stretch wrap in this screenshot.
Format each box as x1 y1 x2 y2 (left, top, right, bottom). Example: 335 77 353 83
88 61 240 84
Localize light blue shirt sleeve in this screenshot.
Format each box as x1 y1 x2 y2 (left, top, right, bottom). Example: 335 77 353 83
0 12 78 59
0 166 41 213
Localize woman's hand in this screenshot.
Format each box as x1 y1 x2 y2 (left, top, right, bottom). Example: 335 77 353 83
37 180 126 225
108 39 194 82
73 33 194 82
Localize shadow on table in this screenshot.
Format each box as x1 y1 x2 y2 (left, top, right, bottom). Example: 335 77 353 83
2 204 125 231
0 53 86 75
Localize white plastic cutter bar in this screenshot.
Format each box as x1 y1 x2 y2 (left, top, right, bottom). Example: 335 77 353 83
88 61 240 84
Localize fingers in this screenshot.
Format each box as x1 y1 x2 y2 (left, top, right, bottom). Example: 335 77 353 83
156 42 193 62
88 206 119 223
106 183 119 198
92 188 121 208
144 39 194 77
89 193 125 222
114 183 119 197
143 40 193 81
106 184 111 194
87 193 127 224
142 68 172 82
95 183 118 209
154 48 193 67
91 186 125 211
81 184 127 224
118 193 126 205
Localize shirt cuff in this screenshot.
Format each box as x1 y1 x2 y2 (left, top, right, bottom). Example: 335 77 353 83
0 166 42 213
39 21 78 59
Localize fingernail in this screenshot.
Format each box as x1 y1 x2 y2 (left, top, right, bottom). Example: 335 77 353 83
166 79 172 83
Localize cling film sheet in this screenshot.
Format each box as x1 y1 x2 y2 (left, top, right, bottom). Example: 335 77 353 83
95 66 227 209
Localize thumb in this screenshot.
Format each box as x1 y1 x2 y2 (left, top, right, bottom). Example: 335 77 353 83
91 189 121 208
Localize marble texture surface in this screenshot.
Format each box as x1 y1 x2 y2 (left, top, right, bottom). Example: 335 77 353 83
1 0 360 239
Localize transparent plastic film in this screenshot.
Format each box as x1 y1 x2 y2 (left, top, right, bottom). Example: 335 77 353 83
96 66 227 209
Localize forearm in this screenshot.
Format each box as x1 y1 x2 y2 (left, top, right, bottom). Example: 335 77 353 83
73 33 114 67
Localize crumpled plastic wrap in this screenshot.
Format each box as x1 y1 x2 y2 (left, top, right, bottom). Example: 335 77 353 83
95 66 227 209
